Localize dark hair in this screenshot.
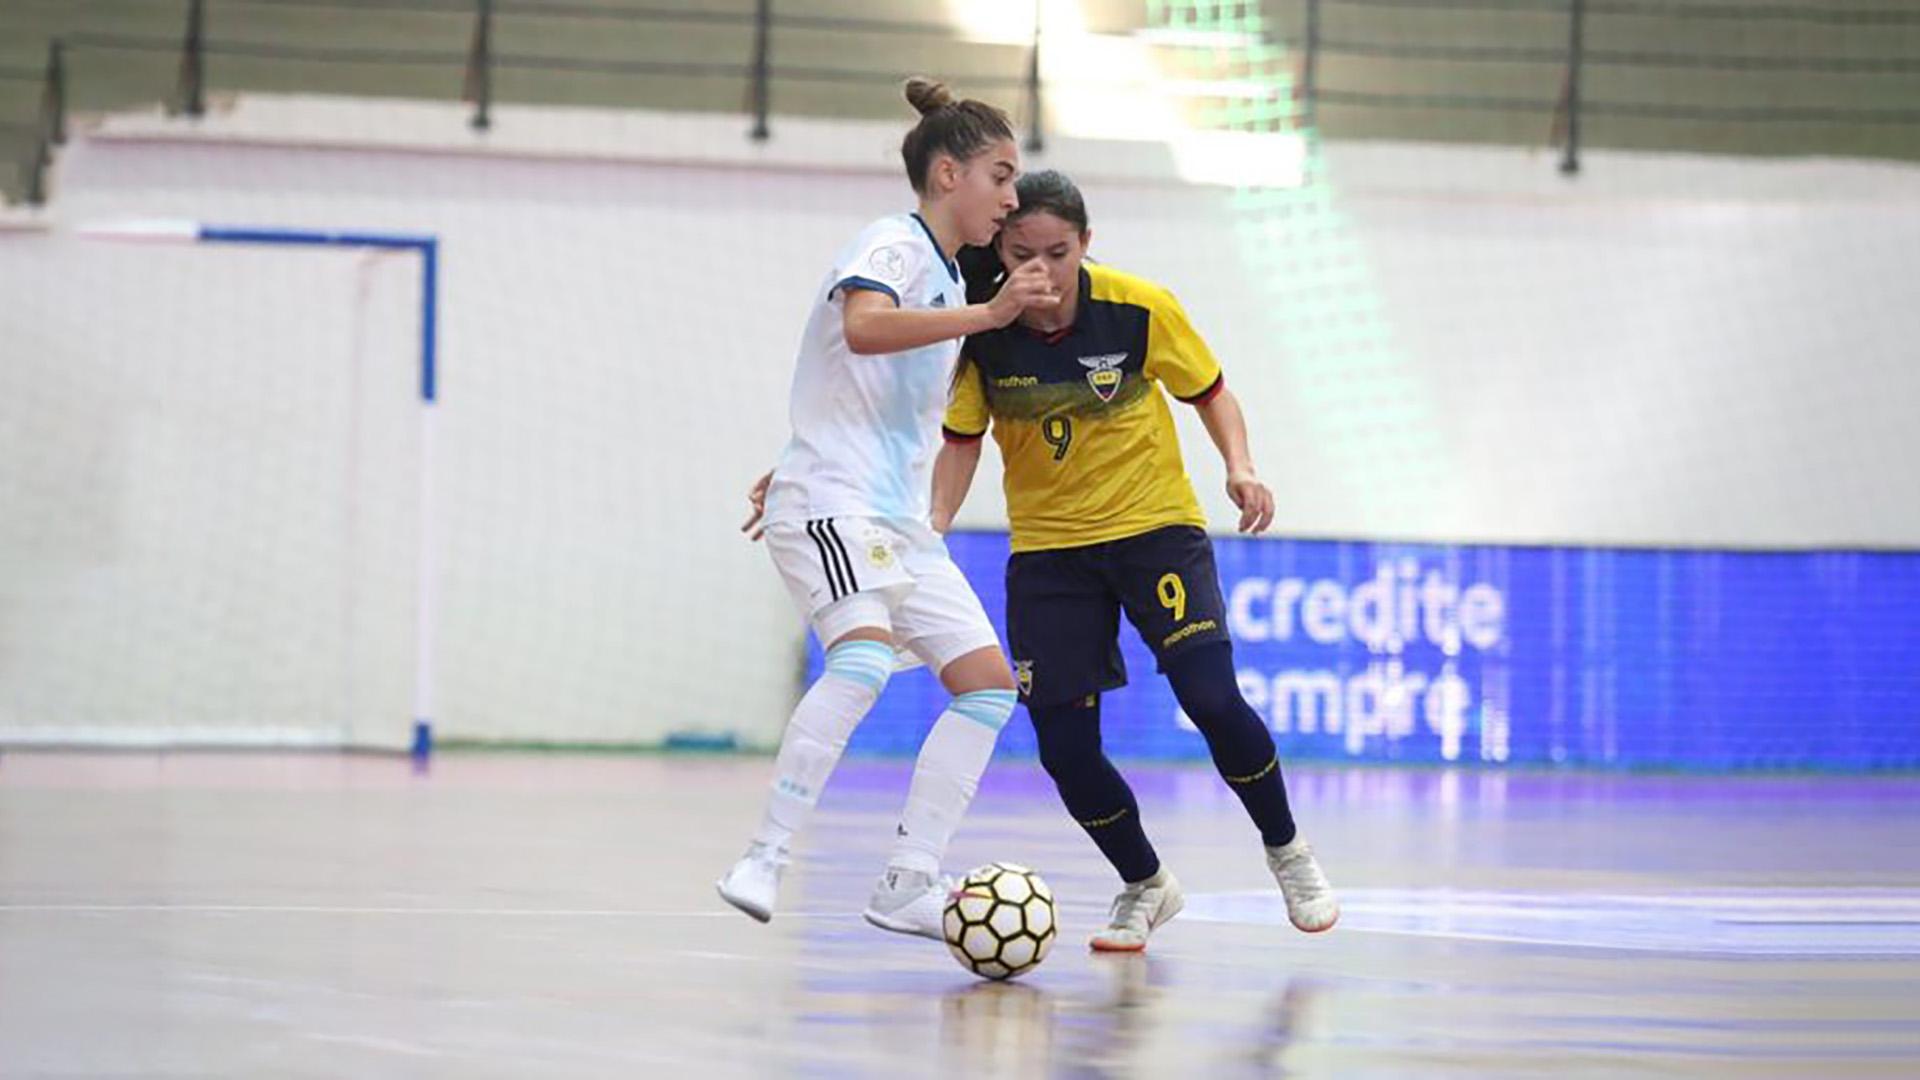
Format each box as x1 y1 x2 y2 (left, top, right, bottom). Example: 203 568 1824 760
900 76 1014 194
957 169 1091 305
1005 170 1089 233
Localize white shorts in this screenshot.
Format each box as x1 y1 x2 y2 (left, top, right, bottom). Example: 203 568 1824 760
765 516 1000 674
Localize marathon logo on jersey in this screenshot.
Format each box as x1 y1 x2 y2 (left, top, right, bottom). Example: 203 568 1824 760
1079 353 1128 402
1014 659 1034 697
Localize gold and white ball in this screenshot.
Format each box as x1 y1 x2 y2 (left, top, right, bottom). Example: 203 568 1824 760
942 862 1057 980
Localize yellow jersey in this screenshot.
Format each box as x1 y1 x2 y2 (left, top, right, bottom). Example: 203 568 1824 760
944 262 1224 554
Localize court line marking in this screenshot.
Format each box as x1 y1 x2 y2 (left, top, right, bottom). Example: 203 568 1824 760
0 904 862 918
1300 923 1920 956
1177 888 1920 956
1718 918 1920 926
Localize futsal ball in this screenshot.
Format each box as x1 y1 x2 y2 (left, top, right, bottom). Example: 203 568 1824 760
943 862 1057 981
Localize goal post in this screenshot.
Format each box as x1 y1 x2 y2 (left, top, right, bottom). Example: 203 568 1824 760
76 220 441 759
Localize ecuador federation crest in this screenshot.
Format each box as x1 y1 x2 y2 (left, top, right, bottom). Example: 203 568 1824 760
1078 352 1128 403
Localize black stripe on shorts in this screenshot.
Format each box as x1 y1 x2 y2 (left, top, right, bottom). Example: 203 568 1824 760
806 519 847 601
822 520 859 596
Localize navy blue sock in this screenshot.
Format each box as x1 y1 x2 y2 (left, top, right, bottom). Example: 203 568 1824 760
1165 641 1298 848
1028 696 1160 884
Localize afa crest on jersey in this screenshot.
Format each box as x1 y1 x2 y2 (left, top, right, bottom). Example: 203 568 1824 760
1078 353 1128 403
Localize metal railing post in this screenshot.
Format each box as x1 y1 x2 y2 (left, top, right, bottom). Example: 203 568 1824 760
1560 0 1585 175
173 0 206 117
44 37 66 145
466 0 494 130
25 37 66 205
1303 0 1321 126
749 0 771 140
1024 0 1044 152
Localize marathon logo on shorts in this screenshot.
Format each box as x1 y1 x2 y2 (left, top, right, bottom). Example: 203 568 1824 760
1078 353 1127 403
1163 619 1219 649
1014 660 1034 697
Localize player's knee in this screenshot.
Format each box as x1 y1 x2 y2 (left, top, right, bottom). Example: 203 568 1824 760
1175 681 1242 725
1172 679 1256 734
822 639 895 704
1042 748 1126 821
1030 702 1098 780
1189 696 1278 768
940 646 1017 695
948 688 1017 733
1166 642 1253 721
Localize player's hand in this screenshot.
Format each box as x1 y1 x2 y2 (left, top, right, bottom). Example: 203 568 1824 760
741 470 772 541
1226 469 1274 534
986 258 1060 327
930 507 954 534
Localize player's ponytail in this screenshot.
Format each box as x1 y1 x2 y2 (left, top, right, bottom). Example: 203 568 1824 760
904 76 954 115
900 77 1014 195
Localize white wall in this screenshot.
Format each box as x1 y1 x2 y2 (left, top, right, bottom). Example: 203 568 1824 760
2 98 1916 749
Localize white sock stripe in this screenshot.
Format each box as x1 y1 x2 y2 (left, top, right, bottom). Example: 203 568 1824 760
954 689 1017 705
823 640 894 692
948 689 1017 731
825 640 893 660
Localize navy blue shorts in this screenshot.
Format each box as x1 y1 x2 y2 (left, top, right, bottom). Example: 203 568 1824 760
1005 525 1231 706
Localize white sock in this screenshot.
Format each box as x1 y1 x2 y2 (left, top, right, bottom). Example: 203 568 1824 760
888 688 1017 875
752 640 894 852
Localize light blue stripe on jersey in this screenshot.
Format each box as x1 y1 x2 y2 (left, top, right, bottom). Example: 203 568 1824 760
823 640 896 692
948 689 1018 732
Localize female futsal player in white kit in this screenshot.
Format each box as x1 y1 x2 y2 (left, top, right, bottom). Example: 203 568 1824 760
717 77 1059 938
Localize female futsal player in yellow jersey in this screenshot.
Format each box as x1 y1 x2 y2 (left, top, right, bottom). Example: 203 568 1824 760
934 171 1338 951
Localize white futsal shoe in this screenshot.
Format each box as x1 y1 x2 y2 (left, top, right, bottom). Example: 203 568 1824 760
716 841 788 923
1089 868 1184 952
861 867 955 940
1265 836 1339 933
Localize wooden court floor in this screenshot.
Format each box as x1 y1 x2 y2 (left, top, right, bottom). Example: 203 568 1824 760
2 752 1916 1077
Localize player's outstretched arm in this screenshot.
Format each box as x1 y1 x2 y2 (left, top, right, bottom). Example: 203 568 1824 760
1193 385 1275 534
930 439 983 534
842 259 1058 356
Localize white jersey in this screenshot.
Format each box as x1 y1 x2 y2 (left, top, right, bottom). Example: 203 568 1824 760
763 212 967 527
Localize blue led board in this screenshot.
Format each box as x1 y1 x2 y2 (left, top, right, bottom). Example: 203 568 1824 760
814 532 1920 771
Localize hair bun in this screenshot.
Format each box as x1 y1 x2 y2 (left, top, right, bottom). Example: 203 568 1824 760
903 76 954 116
